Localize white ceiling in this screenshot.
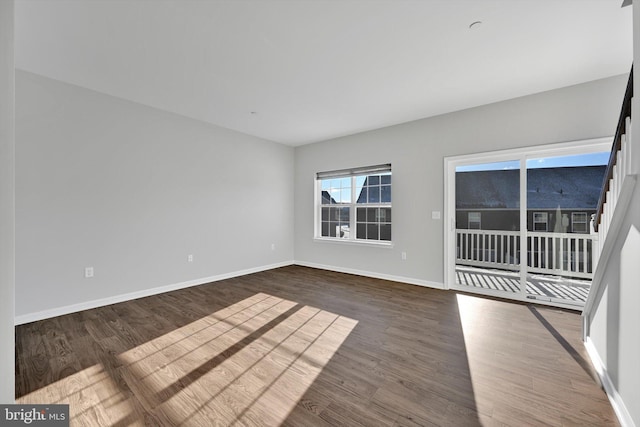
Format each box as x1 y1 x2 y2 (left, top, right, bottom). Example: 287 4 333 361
15 0 633 146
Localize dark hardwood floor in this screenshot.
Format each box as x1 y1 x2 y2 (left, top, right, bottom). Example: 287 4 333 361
15 265 618 426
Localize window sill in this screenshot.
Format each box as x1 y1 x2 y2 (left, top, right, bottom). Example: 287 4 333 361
313 237 394 248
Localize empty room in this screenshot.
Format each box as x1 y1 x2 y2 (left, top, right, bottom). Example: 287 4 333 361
1 1 640 426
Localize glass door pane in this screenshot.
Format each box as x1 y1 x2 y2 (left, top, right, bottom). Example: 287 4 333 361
525 153 608 306
455 160 522 296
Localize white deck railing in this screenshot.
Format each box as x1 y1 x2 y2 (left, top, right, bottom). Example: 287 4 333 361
456 229 598 279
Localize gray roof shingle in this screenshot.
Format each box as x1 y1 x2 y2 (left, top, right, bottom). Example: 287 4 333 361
456 166 606 210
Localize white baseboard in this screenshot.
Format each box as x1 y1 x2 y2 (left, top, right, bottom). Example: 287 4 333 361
584 337 636 427
294 260 445 290
14 260 295 325
15 260 438 325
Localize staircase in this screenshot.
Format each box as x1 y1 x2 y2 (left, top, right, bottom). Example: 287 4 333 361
583 67 637 336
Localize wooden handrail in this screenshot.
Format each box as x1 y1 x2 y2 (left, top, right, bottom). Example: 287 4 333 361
594 66 633 232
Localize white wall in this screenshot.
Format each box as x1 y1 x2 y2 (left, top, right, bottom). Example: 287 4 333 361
588 180 640 427
294 75 627 285
0 0 15 403
586 4 640 427
15 71 294 321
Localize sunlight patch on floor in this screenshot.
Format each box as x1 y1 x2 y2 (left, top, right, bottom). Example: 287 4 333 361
17 293 358 426
455 293 496 419
17 363 139 426
17 292 358 425
117 292 358 425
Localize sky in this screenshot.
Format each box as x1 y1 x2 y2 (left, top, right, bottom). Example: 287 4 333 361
456 152 610 172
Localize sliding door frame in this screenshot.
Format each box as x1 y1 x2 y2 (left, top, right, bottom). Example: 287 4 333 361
443 137 611 309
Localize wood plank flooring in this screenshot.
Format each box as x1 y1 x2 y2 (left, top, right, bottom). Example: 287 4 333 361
15 265 618 426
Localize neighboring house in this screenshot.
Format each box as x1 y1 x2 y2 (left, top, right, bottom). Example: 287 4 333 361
321 190 337 205
456 165 606 234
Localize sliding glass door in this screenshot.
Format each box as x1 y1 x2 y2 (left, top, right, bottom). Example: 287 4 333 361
445 140 610 308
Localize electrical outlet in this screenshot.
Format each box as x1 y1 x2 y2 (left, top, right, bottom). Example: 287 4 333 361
85 267 94 278
432 211 441 220
271 243 276 251
188 254 194 263
401 252 407 261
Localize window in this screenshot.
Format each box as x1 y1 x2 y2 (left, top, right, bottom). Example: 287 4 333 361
468 212 481 229
572 212 588 233
533 212 548 231
317 164 391 242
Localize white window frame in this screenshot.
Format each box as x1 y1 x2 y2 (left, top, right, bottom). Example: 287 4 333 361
533 212 548 232
572 212 588 233
315 164 392 246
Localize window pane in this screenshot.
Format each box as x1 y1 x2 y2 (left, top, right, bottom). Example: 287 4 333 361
321 190 331 205
341 177 351 189
572 213 588 233
321 207 329 221
356 224 366 239
468 212 481 229
380 208 392 222
534 222 547 231
368 175 380 185
367 224 379 240
381 185 391 203
381 175 391 185
321 222 329 237
340 188 352 203
368 186 380 203
534 212 547 221
330 189 340 204
356 187 366 203
329 222 338 237
573 213 587 221
380 224 391 241
357 207 366 222
574 223 587 233
355 176 366 187
367 208 377 222
321 180 330 190
340 207 350 222
533 212 548 231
